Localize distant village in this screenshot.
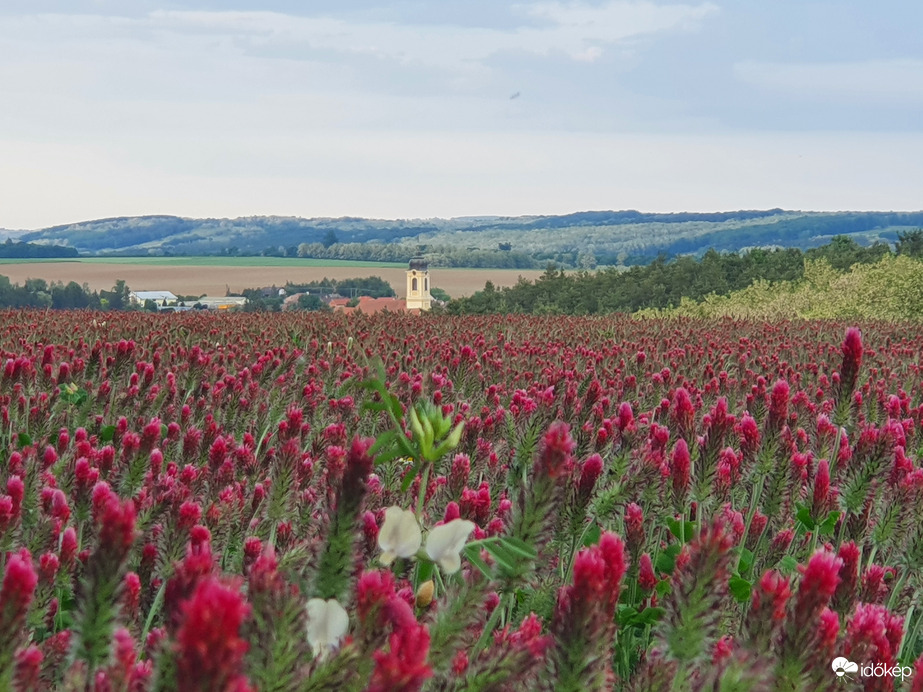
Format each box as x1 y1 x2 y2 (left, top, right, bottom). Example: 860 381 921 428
129 258 435 314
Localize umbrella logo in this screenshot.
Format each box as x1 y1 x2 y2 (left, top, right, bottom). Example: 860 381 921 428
832 657 859 679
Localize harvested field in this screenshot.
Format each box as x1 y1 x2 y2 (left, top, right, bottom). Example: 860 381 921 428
0 259 546 298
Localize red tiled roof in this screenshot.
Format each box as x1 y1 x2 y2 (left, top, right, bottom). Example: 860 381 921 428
329 297 416 314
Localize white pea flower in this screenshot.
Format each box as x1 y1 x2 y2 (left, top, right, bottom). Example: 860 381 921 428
378 506 422 565
425 519 476 574
306 598 349 660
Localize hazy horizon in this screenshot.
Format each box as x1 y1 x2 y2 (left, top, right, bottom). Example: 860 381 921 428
7 205 923 235
2 1 921 230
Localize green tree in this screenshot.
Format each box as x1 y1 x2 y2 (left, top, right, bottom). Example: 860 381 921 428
295 293 330 312
322 229 339 248
104 279 130 310
896 229 923 258
430 287 451 302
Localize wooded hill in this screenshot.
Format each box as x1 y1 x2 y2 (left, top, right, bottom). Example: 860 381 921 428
16 209 923 268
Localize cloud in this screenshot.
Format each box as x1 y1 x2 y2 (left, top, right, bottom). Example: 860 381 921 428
0 2 720 139
15 1 718 79
144 2 716 69
735 59 923 103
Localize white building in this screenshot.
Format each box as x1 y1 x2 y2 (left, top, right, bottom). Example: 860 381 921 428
129 290 178 306
194 296 248 310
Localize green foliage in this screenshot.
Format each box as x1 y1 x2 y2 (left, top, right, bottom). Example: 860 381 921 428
285 275 396 299
0 273 130 309
449 235 923 316
0 239 78 258
649 255 923 321
360 360 463 476
294 293 331 312
450 247 811 315
430 286 451 302
896 229 923 258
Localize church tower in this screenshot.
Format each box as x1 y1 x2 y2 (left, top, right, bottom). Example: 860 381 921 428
406 257 432 311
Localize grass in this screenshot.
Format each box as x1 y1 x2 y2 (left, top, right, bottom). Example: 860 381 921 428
0 256 406 268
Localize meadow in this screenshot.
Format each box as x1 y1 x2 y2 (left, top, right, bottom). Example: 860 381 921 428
0 310 922 690
0 258 544 299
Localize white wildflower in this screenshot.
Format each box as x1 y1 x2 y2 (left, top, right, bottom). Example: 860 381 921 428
306 597 349 660
378 506 422 565
425 519 476 574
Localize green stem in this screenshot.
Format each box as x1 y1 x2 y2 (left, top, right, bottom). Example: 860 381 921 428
887 570 910 611
669 662 689 692
807 528 818 557
468 592 507 663
416 464 431 522
829 426 843 478
835 511 849 547
140 580 167 649
898 605 918 663
743 474 765 543
434 567 447 599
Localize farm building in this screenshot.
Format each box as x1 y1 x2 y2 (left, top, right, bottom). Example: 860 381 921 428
129 290 177 306
194 296 248 310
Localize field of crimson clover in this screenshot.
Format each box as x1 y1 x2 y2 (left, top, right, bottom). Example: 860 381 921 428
1 310 923 690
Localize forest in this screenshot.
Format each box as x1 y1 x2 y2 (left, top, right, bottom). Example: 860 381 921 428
14 210 923 268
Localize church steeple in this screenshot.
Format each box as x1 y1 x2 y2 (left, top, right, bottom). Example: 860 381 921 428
406 257 432 310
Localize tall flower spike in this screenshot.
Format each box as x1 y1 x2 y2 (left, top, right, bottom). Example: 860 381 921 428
670 387 695 440
844 603 900 675
367 621 432 692
506 421 577 578
425 519 476 574
624 503 645 558
72 497 137 678
550 531 626 688
838 327 863 406
379 507 423 566
0 550 38 682
175 577 251 692
776 549 842 685
535 421 576 480
766 379 790 433
313 436 376 601
832 541 860 616
743 570 790 652
651 520 734 667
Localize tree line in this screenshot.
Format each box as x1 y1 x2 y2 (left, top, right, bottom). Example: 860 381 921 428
0 277 132 309
446 233 921 315
295 242 541 269
0 240 78 258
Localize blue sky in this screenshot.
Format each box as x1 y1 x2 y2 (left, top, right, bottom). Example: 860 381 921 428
1 1 922 229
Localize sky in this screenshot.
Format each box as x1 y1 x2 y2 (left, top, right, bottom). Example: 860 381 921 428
1 1 922 230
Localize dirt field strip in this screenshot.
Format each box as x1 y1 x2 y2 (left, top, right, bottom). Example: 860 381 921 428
0 261 546 298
